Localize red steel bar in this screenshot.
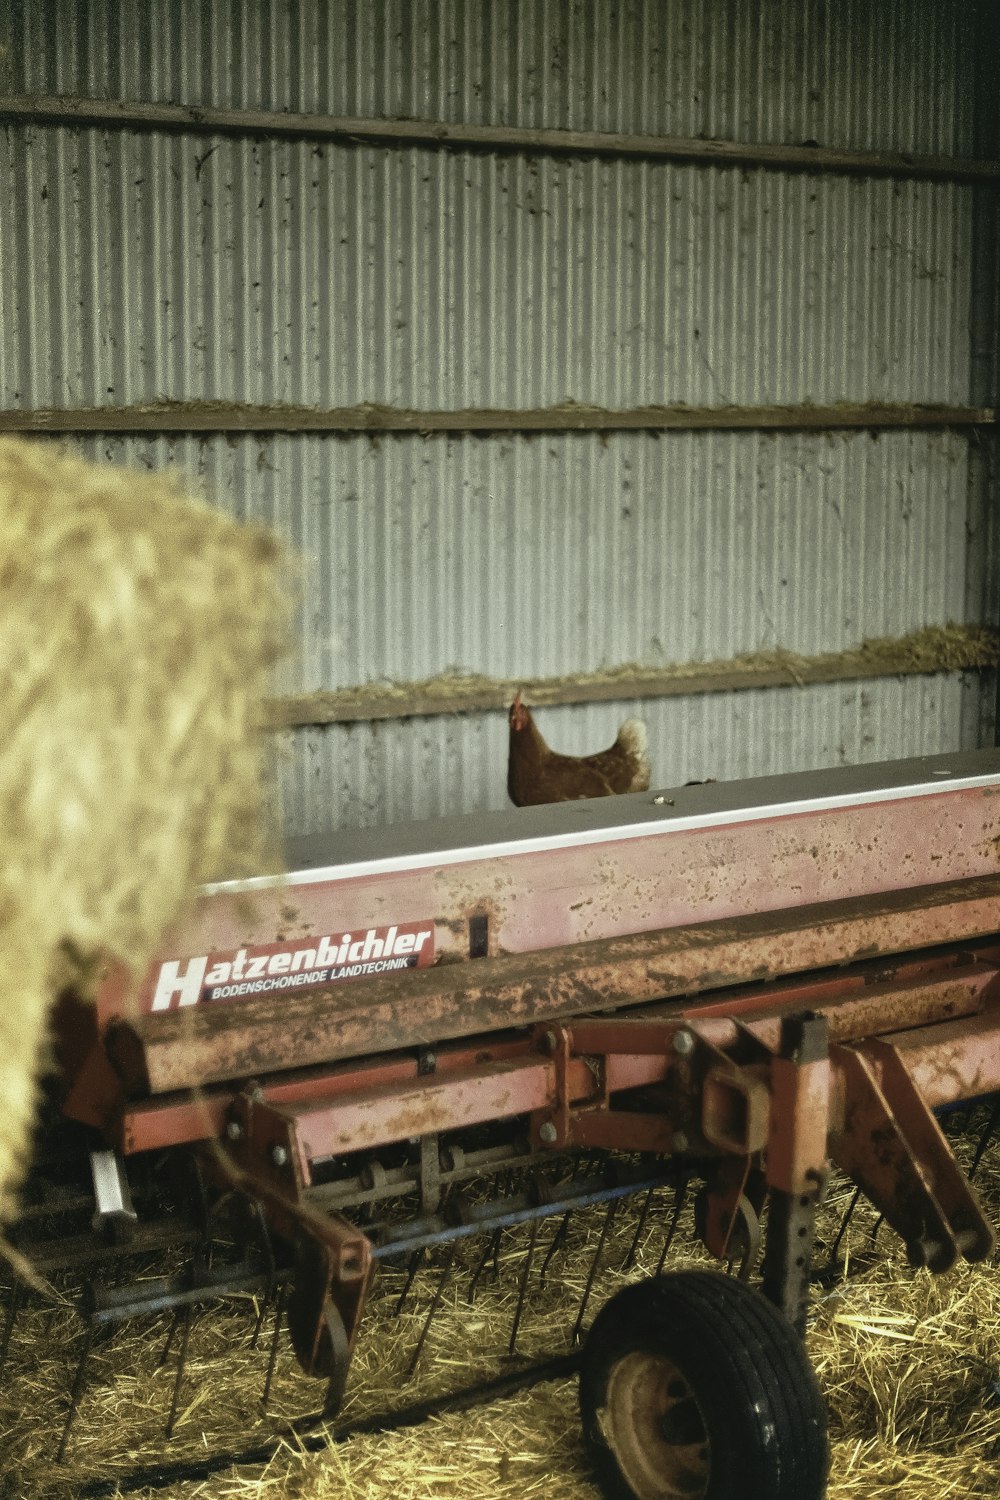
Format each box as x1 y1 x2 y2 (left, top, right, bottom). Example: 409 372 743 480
283 1056 592 1161
109 876 1000 1097
98 757 1000 1026
866 1010 1000 1110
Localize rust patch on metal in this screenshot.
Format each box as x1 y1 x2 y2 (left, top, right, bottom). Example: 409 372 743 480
112 875 1000 1095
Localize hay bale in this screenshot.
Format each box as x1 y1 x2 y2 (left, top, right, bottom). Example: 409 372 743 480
0 437 286 1220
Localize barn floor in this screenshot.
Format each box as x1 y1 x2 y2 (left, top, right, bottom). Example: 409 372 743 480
3 1116 999 1500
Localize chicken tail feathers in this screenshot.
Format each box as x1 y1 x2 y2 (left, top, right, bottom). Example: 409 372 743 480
614 717 651 790
615 717 648 754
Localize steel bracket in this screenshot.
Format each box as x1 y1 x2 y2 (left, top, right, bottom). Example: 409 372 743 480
831 1037 995 1272
760 1013 830 1333
201 1090 373 1409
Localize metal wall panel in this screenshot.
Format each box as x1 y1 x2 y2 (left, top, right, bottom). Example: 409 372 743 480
0 129 976 410
62 425 991 834
3 0 995 835
3 0 977 155
68 428 979 688
279 675 979 836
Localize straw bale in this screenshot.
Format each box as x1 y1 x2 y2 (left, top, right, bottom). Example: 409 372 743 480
0 437 285 1220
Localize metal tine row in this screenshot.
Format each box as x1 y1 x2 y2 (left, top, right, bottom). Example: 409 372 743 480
50 1168 690 1456
573 1178 688 1342
55 1268 290 1458
164 1264 294 1424
177 1201 283 1423
53 1222 285 1458
392 1175 689 1380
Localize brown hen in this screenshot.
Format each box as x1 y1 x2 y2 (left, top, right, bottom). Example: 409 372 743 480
507 692 652 806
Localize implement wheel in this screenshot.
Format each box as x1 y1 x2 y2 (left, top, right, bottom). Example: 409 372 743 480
579 1272 827 1500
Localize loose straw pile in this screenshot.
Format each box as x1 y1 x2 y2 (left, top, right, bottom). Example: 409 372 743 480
0 437 285 1222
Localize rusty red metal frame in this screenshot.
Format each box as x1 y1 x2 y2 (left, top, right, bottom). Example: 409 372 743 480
126 944 1000 1264
108 874 1000 1102
92 753 1000 1029
153 935 1000 1362
53 752 1000 1398
116 930 1000 1166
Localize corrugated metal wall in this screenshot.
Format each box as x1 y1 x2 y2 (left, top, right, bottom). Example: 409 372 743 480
0 138 979 408
3 0 979 151
2 1 997 835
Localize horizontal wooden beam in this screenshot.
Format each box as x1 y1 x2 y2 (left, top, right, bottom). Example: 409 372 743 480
3 401 995 437
2 94 999 185
265 625 1000 728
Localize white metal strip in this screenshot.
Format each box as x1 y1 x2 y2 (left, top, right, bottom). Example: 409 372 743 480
203 769 1000 897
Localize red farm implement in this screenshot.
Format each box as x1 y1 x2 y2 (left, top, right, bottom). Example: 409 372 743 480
7 748 1000 1499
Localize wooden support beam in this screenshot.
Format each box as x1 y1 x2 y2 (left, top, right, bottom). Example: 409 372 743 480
2 94 999 185
2 401 995 437
264 625 1000 728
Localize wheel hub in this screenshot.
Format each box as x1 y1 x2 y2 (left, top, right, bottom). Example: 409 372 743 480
597 1348 710 1499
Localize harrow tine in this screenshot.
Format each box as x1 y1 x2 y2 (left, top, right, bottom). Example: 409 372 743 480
969 1097 1000 1182
164 1306 193 1439
394 1246 426 1317
508 1219 540 1356
56 1323 95 1462
621 1185 657 1271
157 1310 180 1370
249 1289 271 1351
572 1198 619 1345
405 1244 457 1380
467 1228 503 1303
0 1281 24 1383
539 1211 572 1288
247 1198 277 1350
655 1179 688 1277
824 1185 862 1274
261 1285 286 1412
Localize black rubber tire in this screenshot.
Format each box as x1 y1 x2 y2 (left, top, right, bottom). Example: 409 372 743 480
579 1272 828 1500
